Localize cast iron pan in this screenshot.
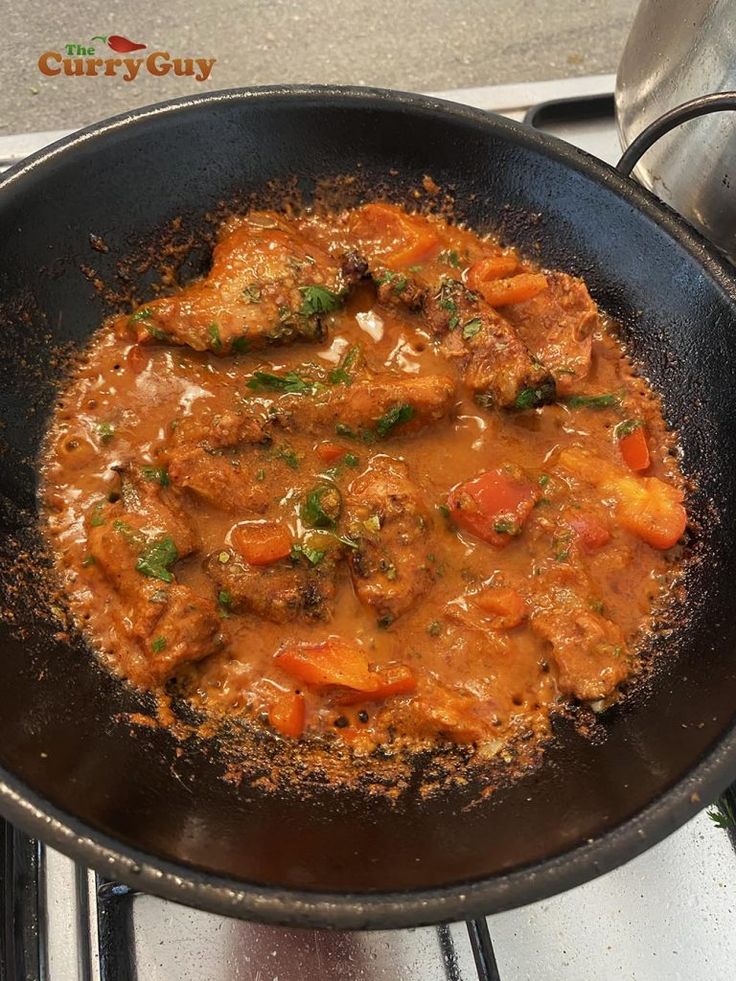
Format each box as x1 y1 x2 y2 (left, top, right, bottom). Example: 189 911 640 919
0 86 736 930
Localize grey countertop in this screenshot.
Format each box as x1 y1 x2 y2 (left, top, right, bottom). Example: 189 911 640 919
0 0 636 133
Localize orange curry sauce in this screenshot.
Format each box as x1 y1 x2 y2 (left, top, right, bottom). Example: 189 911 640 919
42 203 687 763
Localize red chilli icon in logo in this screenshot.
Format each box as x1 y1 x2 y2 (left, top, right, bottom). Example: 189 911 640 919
90 34 147 53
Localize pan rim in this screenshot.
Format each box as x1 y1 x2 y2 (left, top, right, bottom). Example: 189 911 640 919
1 83 735 930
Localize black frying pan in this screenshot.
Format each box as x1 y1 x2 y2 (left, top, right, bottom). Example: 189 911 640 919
1 86 736 931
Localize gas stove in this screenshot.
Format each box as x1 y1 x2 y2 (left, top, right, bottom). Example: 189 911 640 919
2 76 735 981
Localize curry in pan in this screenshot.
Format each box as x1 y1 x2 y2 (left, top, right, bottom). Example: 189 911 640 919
42 202 687 767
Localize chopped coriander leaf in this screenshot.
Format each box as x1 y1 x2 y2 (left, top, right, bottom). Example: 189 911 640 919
129 307 153 323
328 367 351 386
290 543 326 565
335 422 357 438
493 519 519 535
329 344 364 386
151 636 167 654
277 447 300 470
97 422 115 443
89 502 106 527
207 323 222 351
462 318 482 340
555 548 570 562
301 484 341 529
135 536 178 583
381 272 408 294
438 503 450 518
218 589 232 609
538 474 550 487
385 565 398 581
514 383 557 410
615 417 644 439
242 284 261 303
81 555 95 568
377 270 406 292
375 403 414 438
248 370 316 395
439 249 461 268
141 465 170 487
344 452 359 468
299 285 344 317
427 620 442 636
144 323 168 341
232 336 250 354
566 392 621 409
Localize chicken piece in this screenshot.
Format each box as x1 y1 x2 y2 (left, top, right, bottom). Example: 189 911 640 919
166 448 272 514
163 403 275 514
350 260 554 408
529 564 629 702
260 345 456 440
209 548 338 623
429 281 555 409
400 681 498 744
345 457 436 623
329 373 455 437
340 204 555 408
116 465 197 555
301 372 456 441
121 211 350 355
171 407 271 452
86 493 220 685
504 272 598 394
122 586 222 686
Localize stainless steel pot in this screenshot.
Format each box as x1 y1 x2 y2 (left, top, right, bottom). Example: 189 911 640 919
616 0 736 259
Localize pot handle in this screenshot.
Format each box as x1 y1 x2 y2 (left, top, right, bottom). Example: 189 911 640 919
616 91 736 177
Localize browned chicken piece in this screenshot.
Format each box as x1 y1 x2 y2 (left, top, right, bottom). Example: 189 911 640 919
171 407 271 452
436 304 555 410
503 271 599 395
166 448 273 514
263 345 456 440
345 456 437 623
398 681 497 743
208 548 338 623
116 465 198 555
276 374 456 440
528 564 628 701
86 492 220 685
326 373 456 437
120 211 351 355
342 256 555 409
163 403 275 514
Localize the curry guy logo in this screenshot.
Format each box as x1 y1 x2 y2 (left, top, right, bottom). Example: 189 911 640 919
38 33 216 82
